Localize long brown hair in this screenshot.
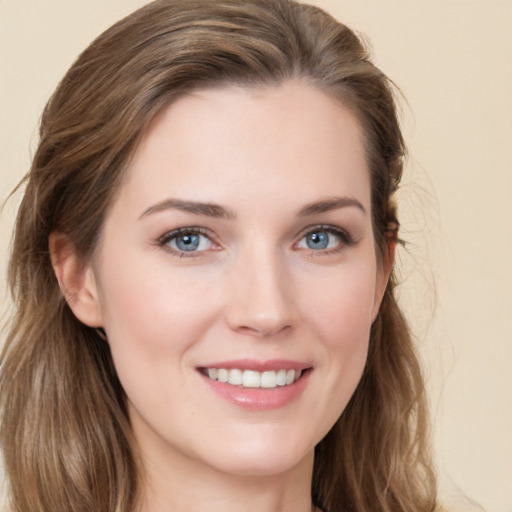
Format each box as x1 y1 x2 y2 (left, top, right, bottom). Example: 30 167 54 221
1 1 437 511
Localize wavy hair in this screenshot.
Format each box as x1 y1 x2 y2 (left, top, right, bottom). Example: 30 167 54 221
1 1 437 511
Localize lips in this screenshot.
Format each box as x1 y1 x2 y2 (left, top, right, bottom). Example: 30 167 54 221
197 359 312 410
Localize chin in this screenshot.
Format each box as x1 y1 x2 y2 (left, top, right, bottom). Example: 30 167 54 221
208 449 313 478
196 428 317 477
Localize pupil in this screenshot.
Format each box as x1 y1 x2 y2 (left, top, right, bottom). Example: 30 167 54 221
176 234 199 251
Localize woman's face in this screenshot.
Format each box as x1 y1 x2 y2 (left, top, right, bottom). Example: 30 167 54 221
87 81 388 477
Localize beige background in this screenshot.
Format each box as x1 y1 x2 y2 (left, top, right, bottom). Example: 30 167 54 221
1 1 511 511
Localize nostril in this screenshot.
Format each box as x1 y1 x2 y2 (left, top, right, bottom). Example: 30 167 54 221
234 323 292 338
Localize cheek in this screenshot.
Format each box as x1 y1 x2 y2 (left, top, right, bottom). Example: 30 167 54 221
303 258 377 347
95 252 221 374
320 285 373 378
94 256 228 435
299 261 376 420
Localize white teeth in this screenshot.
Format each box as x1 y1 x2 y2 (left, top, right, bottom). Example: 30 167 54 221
228 368 243 386
261 371 276 388
242 370 261 388
276 369 287 386
204 368 304 388
217 368 229 383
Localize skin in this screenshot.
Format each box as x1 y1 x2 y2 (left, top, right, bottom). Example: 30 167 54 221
52 81 391 512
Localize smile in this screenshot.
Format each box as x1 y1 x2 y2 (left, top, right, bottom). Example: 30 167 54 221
201 368 303 388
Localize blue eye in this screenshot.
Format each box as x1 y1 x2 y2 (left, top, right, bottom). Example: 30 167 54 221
173 233 201 251
297 227 350 252
159 229 214 255
305 231 330 249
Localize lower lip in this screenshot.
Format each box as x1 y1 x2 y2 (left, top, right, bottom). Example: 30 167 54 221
199 370 311 411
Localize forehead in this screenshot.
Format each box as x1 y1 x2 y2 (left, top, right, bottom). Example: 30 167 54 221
117 81 370 216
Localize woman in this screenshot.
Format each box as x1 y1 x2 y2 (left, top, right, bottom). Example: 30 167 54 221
0 0 437 511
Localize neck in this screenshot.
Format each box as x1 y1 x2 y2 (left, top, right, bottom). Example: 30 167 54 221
134 440 315 512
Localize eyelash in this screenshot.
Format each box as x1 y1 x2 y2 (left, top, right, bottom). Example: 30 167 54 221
156 224 354 258
295 225 355 256
157 227 219 258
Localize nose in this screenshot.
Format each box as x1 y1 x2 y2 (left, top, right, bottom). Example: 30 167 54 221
225 248 295 338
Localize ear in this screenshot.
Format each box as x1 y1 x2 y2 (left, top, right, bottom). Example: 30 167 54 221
49 232 104 327
371 235 396 322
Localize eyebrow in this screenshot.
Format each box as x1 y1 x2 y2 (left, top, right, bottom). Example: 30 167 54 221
139 199 236 220
298 196 366 216
139 195 366 220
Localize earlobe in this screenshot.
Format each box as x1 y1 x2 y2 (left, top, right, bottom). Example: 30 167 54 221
49 232 104 327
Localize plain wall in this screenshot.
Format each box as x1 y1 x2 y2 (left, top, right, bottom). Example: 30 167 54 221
1 1 511 511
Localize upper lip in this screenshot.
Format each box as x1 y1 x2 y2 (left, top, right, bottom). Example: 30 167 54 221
197 359 312 372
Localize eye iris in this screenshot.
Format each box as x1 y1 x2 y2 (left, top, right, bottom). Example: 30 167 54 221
306 231 329 249
175 234 200 251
